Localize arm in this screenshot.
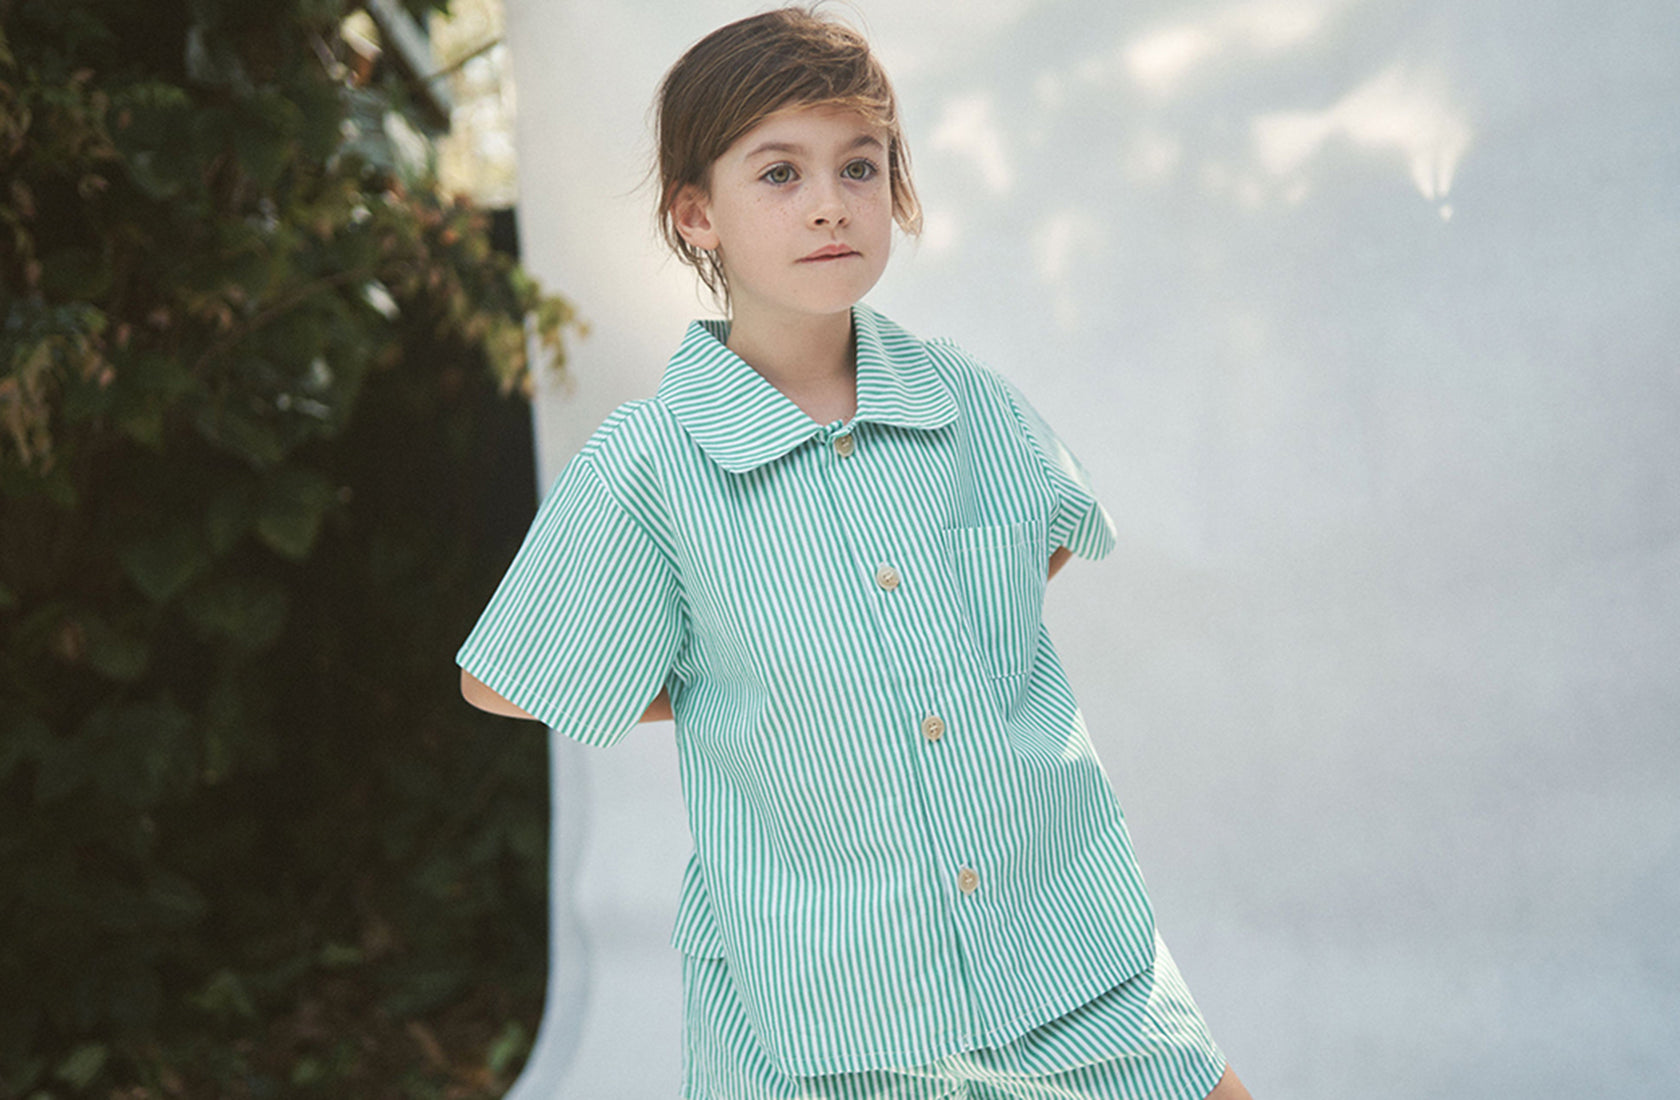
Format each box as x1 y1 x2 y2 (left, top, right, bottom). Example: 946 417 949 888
640 687 673 722
459 667 672 724
1047 545 1073 581
465 543 1064 724
460 667 538 720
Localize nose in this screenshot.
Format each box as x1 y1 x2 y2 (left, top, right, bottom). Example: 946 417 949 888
808 178 849 229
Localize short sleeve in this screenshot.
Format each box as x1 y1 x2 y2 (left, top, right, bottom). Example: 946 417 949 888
999 376 1118 561
456 453 684 747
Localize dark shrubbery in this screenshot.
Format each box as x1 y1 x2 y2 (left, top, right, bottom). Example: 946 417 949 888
1 1 575 1093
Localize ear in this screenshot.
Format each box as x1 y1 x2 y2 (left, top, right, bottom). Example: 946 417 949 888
671 183 720 252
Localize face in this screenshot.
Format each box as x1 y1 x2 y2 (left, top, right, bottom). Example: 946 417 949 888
675 104 894 325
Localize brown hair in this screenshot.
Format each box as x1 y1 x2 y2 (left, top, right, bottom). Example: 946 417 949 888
654 5 922 306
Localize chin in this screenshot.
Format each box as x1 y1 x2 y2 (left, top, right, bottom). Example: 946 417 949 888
738 272 881 321
782 291 869 318
811 280 883 314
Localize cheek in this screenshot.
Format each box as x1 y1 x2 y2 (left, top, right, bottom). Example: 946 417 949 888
724 194 796 239
861 185 894 222
863 192 896 236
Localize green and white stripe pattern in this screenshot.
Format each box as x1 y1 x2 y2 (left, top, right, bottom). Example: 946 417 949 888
458 304 1213 1081
683 930 1225 1099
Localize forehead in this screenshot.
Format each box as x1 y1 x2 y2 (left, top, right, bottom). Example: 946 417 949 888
724 103 887 158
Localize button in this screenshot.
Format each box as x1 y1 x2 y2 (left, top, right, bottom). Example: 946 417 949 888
958 867 980 895
875 564 900 590
921 715 945 741
834 433 855 457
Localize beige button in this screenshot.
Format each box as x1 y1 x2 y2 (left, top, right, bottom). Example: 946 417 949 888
921 715 945 742
834 433 855 457
875 564 900 591
958 867 980 895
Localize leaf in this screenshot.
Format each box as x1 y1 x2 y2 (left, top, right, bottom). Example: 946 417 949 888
114 402 164 448
0 710 51 781
290 1056 325 1086
485 1020 529 1078
193 405 285 468
205 481 255 555
255 467 337 560
112 351 196 447
234 91 304 190
198 678 248 784
54 1043 107 1088
184 25 251 92
119 525 210 603
381 966 469 1017
190 969 257 1022
84 701 196 809
103 960 164 1029
318 942 363 969
145 870 207 928
124 149 189 200
179 576 289 651
6 1057 44 1095
37 246 112 301
131 351 196 400
0 459 78 507
82 613 150 682
291 68 345 161
33 739 88 805
111 84 198 201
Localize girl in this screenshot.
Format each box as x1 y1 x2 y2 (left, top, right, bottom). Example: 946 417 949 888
458 8 1254 1099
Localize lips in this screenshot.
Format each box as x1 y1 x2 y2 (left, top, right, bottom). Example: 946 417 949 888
800 244 859 262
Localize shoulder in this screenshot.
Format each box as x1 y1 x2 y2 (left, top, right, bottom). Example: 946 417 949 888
918 330 1032 422
559 399 683 546
572 397 689 485
915 328 1072 475
575 398 680 463
914 325 1009 389
860 308 1046 447
854 302 1014 400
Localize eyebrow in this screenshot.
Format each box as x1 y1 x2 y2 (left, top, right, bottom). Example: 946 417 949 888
742 133 886 160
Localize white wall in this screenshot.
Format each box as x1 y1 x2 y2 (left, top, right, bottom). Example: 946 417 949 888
501 2 1680 1096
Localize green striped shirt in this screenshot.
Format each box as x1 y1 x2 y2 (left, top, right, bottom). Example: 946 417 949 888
457 303 1158 1077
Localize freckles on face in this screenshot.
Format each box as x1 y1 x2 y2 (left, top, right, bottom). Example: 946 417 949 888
703 104 896 317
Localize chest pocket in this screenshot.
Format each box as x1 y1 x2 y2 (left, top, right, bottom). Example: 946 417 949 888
938 519 1048 680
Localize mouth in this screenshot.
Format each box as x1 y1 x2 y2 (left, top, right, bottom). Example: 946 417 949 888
799 244 860 262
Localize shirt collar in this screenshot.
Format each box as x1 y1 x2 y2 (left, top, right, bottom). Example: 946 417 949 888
656 302 959 474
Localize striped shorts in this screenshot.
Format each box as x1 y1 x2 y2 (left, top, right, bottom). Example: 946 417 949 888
681 931 1227 1100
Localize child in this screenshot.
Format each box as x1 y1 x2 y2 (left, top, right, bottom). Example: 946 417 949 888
458 8 1254 1099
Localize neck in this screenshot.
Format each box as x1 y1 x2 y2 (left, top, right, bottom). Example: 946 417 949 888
725 303 857 398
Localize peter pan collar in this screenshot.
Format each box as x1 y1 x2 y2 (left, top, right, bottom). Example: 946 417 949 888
656 302 959 474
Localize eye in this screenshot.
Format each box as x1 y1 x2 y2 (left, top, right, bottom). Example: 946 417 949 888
761 163 797 185
841 158 880 181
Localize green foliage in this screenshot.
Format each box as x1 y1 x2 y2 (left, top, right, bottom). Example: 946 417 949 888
1 0 573 1094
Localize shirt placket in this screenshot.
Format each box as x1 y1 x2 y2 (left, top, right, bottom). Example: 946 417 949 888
808 416 1002 1048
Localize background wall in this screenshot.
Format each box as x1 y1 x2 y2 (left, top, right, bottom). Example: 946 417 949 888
499 2 1680 1096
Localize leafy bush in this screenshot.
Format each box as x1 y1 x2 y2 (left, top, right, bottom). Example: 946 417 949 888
1 1 575 1094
